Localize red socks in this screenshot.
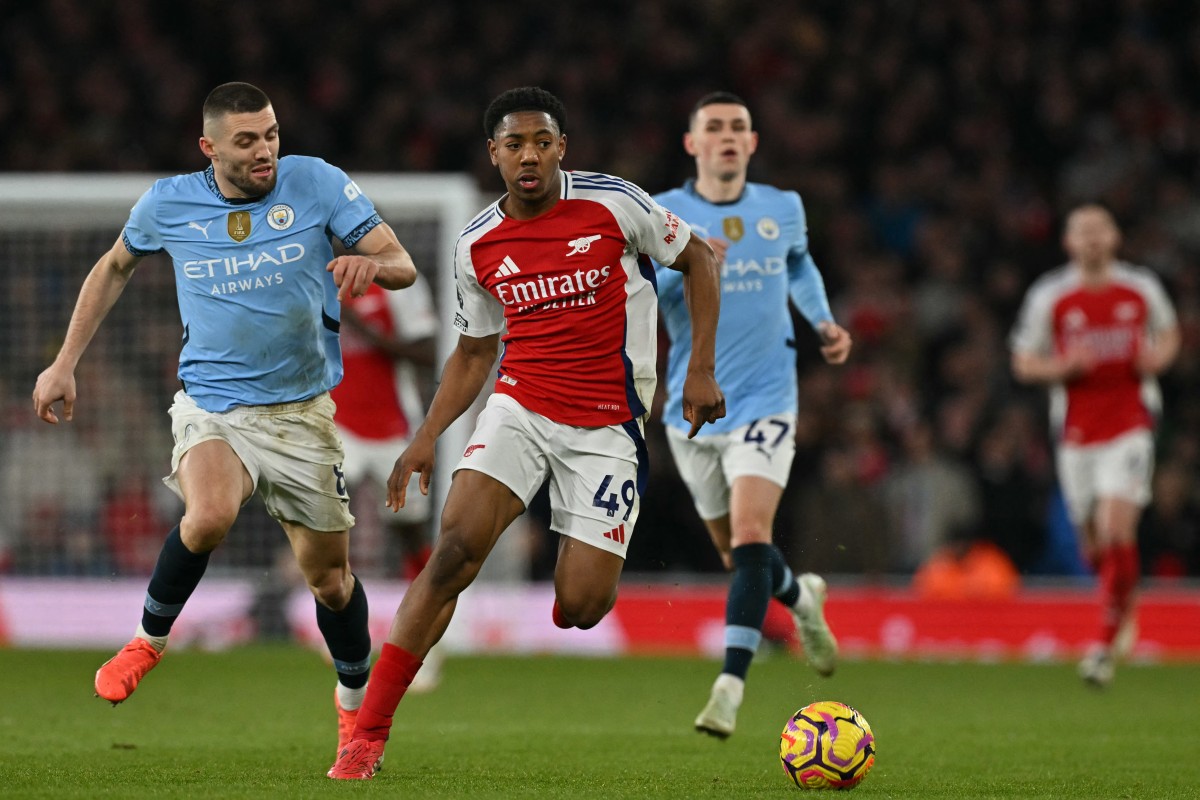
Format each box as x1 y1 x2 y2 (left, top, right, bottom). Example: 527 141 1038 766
353 643 423 742
552 599 573 629
1097 543 1139 645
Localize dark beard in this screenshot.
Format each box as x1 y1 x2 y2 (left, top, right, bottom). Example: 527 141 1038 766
228 167 277 199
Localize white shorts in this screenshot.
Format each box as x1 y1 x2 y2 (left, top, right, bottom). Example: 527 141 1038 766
163 390 354 532
1057 428 1155 527
666 413 797 521
454 393 647 558
340 429 431 525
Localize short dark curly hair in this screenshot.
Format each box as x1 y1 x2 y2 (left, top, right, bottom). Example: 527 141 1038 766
203 82 271 127
483 87 567 139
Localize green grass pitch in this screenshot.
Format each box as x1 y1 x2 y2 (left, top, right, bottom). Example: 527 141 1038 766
2 646 1198 798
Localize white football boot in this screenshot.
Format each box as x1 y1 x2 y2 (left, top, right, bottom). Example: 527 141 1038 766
793 573 838 677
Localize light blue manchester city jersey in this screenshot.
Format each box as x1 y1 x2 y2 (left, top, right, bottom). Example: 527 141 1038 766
123 155 382 412
654 181 834 436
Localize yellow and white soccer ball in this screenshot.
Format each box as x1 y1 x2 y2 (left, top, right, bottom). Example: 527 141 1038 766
780 700 876 790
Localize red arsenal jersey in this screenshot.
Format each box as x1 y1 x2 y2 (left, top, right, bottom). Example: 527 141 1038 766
1010 262 1177 445
453 170 690 426
332 277 436 440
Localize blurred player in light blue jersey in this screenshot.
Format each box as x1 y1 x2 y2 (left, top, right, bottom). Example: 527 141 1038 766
32 82 417 760
654 92 852 739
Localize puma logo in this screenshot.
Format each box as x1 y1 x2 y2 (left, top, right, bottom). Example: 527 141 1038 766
187 220 213 239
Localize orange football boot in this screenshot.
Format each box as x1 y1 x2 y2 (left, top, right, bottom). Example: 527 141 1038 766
94 638 163 705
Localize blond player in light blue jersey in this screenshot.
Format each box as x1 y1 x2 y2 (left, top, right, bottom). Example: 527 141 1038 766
655 92 852 739
32 82 417 762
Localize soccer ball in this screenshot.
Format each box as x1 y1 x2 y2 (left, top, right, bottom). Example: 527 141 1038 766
780 701 876 790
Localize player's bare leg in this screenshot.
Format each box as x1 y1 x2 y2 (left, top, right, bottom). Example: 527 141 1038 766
394 523 442 693
383 470 525 654
696 477 836 738
729 476 836 676
329 470 524 779
95 441 250 705
550 537 625 630
283 521 368 756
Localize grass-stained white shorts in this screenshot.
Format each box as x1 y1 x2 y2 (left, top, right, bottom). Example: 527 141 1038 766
666 413 797 521
1057 428 1154 527
454 393 648 558
163 390 354 532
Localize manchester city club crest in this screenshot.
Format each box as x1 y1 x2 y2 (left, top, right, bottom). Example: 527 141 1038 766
227 211 252 242
267 203 295 231
756 217 780 240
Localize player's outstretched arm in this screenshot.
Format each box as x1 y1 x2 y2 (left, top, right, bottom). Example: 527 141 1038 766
386 332 500 511
330 222 417 300
667 232 725 438
32 236 140 424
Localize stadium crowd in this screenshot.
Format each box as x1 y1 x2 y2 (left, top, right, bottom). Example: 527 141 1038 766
1 0 1198 581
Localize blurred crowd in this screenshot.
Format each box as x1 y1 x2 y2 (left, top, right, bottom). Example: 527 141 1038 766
2 0 1199 582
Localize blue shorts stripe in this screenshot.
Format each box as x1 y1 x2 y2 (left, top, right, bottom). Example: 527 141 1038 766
621 418 649 495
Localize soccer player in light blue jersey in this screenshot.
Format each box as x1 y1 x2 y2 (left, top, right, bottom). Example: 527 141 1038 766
654 92 853 739
32 82 417 759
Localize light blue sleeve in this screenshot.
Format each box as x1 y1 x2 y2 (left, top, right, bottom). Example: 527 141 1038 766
122 184 164 256
786 192 834 327
311 158 383 249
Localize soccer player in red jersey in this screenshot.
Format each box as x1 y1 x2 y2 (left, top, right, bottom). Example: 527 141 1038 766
1010 204 1179 687
332 277 438 574
328 87 725 779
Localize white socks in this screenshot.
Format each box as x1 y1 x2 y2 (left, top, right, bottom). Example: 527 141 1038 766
336 682 367 712
134 625 168 653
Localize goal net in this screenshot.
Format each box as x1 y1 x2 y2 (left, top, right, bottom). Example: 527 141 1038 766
0 173 482 579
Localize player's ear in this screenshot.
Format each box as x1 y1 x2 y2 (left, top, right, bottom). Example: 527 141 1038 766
748 130 759 156
198 136 216 160
487 139 499 166
683 132 697 156
558 133 567 160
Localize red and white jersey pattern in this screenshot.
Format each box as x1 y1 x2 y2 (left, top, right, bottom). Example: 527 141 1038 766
452 170 690 426
1010 261 1177 445
332 277 437 440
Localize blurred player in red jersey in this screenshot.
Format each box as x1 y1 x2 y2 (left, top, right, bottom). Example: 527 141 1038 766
333 277 436 573
1010 204 1179 688
331 275 442 691
327 87 725 780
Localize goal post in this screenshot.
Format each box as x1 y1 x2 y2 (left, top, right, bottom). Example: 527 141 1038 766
0 173 483 577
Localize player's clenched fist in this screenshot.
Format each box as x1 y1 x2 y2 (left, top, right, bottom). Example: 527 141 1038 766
32 365 77 424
